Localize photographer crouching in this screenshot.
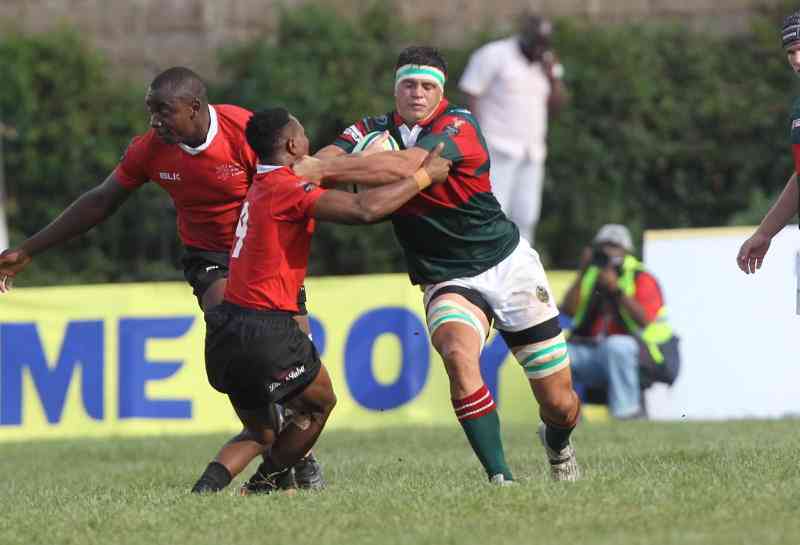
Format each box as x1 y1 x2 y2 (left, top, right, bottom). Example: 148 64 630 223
560 225 680 419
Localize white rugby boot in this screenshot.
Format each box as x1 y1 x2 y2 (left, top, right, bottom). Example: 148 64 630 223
489 473 517 486
537 422 581 482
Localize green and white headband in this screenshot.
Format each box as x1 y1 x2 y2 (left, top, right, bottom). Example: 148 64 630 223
395 64 446 91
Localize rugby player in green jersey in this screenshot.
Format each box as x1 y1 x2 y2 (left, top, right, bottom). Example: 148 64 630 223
738 11 800 274
296 46 582 482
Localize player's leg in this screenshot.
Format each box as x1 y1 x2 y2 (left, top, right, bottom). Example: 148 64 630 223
426 289 514 484
191 402 280 493
195 264 325 489
240 365 336 495
283 286 326 489
501 320 581 481
186 259 289 491
238 313 335 495
491 240 581 481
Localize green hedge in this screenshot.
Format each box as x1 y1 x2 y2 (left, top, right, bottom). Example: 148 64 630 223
0 4 796 285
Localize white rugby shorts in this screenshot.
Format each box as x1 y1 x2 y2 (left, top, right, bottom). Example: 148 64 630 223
422 238 559 333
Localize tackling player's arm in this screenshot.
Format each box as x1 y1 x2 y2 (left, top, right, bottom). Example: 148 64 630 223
313 144 346 161
311 144 449 224
296 148 428 187
0 172 133 290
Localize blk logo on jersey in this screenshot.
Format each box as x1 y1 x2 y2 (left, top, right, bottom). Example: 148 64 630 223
159 171 181 182
216 163 246 181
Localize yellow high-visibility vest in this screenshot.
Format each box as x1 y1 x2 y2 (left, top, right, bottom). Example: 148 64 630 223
572 255 674 364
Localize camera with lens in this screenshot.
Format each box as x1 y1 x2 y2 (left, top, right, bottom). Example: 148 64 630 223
591 245 624 273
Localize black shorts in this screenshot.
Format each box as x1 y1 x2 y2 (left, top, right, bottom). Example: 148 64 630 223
204 301 322 410
181 246 308 314
181 247 231 308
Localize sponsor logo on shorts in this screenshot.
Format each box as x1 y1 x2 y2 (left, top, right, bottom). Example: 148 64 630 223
536 286 550 303
268 365 306 393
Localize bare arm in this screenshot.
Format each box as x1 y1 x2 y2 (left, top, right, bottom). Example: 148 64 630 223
311 145 450 224
737 173 798 274
543 52 568 116
754 173 798 239
313 144 346 161
20 171 133 256
296 148 428 186
548 76 568 115
0 171 133 290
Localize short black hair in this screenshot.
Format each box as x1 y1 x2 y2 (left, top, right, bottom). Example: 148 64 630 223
395 46 447 77
150 67 208 103
245 107 291 163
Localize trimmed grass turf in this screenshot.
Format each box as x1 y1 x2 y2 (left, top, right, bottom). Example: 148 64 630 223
1 420 799 545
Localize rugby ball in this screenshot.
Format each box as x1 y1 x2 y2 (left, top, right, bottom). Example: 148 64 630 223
350 131 400 193
351 131 400 153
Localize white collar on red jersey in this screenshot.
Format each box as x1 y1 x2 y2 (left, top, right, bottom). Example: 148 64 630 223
256 164 283 174
179 104 218 156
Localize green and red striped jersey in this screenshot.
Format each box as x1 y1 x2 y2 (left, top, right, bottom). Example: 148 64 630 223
335 99 519 284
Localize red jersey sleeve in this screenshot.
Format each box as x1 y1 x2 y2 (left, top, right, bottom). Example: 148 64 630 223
114 134 152 189
272 179 325 222
634 271 664 324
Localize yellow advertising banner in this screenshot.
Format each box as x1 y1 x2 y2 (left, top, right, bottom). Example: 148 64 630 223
0 273 575 441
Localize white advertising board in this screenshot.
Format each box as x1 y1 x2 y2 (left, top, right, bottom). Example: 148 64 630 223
643 226 800 420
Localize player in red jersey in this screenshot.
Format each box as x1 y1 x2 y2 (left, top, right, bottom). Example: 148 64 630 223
0 67 324 489
190 107 451 494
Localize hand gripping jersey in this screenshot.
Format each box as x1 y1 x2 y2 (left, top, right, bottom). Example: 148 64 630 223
334 99 519 285
114 104 258 252
224 165 324 312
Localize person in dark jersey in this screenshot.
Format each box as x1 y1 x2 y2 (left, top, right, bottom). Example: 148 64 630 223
0 67 324 489
295 46 582 482
738 11 800 274
191 107 451 494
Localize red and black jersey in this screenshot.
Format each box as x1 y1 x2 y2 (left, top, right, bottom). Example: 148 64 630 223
334 99 519 284
114 104 257 252
224 166 324 312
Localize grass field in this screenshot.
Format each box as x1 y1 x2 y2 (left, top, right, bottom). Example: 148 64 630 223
1 420 798 545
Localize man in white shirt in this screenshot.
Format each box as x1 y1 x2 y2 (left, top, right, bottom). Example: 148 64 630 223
459 14 567 243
